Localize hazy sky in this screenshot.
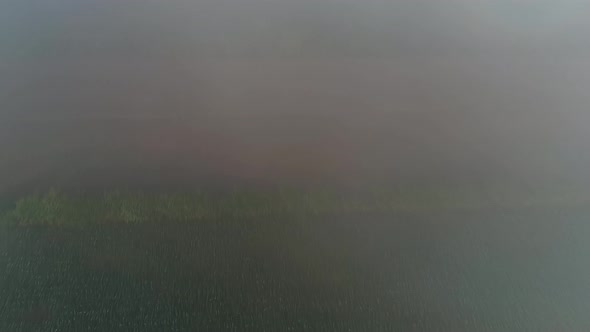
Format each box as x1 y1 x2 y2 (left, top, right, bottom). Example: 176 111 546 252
2 1 590 192
2 0 590 60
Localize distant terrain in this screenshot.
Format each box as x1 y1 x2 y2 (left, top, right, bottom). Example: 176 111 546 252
2 187 589 226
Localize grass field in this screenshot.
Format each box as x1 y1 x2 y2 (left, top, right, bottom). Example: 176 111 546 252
2 187 589 226
1 187 590 330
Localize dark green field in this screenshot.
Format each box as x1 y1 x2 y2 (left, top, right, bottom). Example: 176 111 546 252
1 190 590 331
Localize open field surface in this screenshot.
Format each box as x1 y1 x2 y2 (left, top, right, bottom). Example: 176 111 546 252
1 191 590 330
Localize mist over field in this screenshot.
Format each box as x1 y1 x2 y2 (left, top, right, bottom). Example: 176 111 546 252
2 0 590 194
3 2 590 330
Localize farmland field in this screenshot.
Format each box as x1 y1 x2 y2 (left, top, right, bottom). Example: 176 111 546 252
1 192 589 331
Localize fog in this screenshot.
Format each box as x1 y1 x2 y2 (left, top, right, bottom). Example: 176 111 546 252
4 2 590 330
2 0 590 193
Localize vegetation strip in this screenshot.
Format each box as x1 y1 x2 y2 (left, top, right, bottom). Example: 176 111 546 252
1 188 589 225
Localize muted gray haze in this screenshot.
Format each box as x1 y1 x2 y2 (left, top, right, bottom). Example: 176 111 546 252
4 3 590 330
2 0 590 193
